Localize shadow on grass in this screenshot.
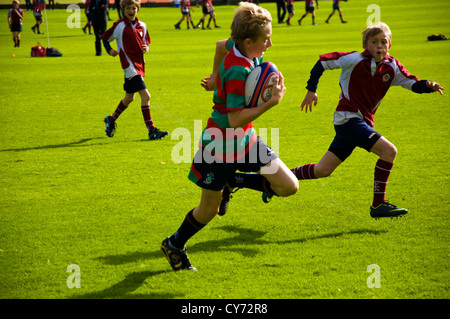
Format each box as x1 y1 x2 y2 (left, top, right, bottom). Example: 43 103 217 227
0 137 107 152
273 228 388 245
0 136 154 152
96 225 268 267
72 269 182 299
96 226 387 266
87 226 386 299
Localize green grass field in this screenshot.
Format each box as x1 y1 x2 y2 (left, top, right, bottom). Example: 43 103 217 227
1 0 449 301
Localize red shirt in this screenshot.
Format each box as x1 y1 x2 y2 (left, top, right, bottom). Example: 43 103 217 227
102 18 151 78
9 7 24 24
319 50 419 126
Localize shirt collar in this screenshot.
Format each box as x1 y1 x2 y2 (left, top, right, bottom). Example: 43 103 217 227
232 45 255 68
124 17 140 26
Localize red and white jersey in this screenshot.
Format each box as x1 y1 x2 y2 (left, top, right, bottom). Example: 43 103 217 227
8 7 24 24
181 0 191 12
319 50 419 126
102 18 151 78
305 0 315 8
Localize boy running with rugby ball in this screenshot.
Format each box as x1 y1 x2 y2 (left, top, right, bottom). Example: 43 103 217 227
161 2 298 271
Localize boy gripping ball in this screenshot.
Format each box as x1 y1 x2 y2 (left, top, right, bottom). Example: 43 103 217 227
161 2 298 271
289 22 444 219
102 0 168 140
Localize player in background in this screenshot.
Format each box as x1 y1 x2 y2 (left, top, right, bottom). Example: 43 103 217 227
8 0 24 47
325 0 347 24
174 0 196 30
89 0 108 56
196 0 219 29
161 2 298 271
31 0 44 34
298 0 318 26
82 0 94 35
82 0 93 35
287 22 444 219
205 0 220 29
275 0 286 24
285 0 294 26
196 0 208 29
102 0 168 140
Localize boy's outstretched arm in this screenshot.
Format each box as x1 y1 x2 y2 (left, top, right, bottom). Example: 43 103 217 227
301 59 325 112
411 79 444 95
201 39 229 91
426 81 444 95
301 91 318 113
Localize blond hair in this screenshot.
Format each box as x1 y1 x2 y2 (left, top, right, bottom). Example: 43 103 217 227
231 2 272 47
362 22 392 48
120 0 141 11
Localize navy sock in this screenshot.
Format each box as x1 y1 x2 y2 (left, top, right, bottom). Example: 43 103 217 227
169 209 205 249
228 173 277 196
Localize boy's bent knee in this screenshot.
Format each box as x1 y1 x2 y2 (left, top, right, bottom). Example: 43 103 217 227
379 143 397 163
140 91 151 105
276 179 299 197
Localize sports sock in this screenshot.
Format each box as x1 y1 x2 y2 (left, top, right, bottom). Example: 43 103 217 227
141 105 155 132
291 164 317 180
372 159 393 207
228 173 278 196
111 100 128 122
169 209 205 249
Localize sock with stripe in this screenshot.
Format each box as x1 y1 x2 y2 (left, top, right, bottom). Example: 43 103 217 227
291 164 317 180
111 100 128 123
169 209 205 249
372 159 393 207
141 104 155 133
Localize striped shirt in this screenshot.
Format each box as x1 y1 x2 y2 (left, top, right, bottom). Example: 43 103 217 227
200 39 263 162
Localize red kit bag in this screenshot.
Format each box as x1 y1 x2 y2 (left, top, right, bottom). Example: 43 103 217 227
31 45 47 57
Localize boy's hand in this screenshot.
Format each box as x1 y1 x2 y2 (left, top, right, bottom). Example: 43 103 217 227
201 76 216 91
142 44 149 53
301 91 318 113
269 72 286 106
109 49 119 57
427 81 444 95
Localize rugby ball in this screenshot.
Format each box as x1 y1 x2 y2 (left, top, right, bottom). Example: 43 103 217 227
245 62 279 108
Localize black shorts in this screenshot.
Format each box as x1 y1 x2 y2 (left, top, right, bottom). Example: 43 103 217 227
328 118 382 162
188 136 279 191
34 12 43 21
306 6 315 13
11 22 22 32
287 4 294 14
123 75 146 93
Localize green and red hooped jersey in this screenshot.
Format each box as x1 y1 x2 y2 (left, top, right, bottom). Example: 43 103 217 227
200 38 263 163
